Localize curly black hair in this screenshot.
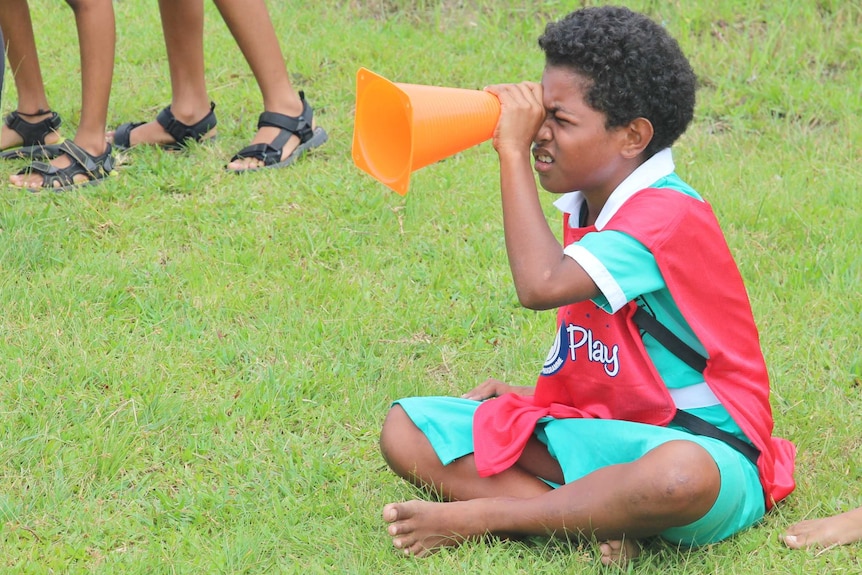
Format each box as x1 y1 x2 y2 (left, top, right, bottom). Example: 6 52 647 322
538 6 696 158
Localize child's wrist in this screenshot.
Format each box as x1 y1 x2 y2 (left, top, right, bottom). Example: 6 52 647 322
496 146 532 163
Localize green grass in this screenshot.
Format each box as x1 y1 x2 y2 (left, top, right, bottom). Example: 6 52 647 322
1 0 860 573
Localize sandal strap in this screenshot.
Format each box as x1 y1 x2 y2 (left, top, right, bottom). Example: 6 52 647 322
19 140 114 189
23 160 78 189
111 121 146 150
230 142 284 166
58 140 115 175
229 92 322 168
4 110 63 147
14 108 53 118
156 101 217 146
256 91 314 144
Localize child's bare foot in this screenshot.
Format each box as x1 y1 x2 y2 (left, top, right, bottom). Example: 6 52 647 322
383 500 487 557
599 539 641 568
782 508 862 549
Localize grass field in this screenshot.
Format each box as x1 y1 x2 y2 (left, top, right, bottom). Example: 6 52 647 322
1 1 860 573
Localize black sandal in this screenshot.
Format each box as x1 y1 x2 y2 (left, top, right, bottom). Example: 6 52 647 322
112 102 217 150
0 110 64 160
228 91 327 172
16 140 115 192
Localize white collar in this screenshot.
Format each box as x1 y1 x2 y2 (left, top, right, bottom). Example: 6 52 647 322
553 148 675 230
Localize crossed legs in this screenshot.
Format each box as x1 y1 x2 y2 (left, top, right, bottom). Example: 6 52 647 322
379 405 721 563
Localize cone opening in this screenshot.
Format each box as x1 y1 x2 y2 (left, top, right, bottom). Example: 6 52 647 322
354 78 412 189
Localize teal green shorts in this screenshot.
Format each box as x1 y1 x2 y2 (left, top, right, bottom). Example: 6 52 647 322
394 396 765 546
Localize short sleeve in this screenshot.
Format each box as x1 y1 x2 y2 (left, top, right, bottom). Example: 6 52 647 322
563 229 664 313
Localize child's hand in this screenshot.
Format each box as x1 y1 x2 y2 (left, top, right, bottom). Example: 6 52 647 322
462 378 535 401
484 82 544 157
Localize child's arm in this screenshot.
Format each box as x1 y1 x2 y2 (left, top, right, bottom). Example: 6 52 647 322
485 83 600 311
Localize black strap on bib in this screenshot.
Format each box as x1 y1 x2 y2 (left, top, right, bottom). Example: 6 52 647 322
632 307 760 466
632 307 706 372
670 410 760 466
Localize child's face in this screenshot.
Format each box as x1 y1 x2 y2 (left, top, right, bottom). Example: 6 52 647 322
533 66 632 197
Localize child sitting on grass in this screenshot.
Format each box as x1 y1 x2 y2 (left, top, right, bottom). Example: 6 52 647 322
379 6 796 566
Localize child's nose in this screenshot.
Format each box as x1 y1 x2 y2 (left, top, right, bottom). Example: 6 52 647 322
534 119 552 144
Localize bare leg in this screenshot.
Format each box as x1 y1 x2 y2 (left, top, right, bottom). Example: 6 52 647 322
1 27 4 110
0 0 61 150
380 405 720 559
10 0 115 189
106 0 214 147
380 405 558 503
783 507 862 549
213 0 318 171
69 0 114 155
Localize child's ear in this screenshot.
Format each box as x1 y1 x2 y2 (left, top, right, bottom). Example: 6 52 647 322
620 117 653 159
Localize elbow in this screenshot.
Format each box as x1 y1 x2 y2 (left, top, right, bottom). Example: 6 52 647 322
511 263 584 311
514 286 556 311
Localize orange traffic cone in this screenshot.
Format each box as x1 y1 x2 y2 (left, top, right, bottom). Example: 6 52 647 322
352 68 501 195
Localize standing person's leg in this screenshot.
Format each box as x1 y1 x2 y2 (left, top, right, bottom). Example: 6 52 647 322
11 0 116 190
1 26 5 111
109 0 216 148
68 0 114 154
214 0 326 172
0 0 63 153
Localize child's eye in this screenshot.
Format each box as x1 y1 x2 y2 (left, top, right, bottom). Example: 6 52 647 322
545 110 571 126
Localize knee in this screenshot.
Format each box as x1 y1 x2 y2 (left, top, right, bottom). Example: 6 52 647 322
379 404 418 476
645 441 721 511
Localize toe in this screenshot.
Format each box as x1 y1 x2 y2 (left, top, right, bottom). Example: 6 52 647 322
382 504 399 523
